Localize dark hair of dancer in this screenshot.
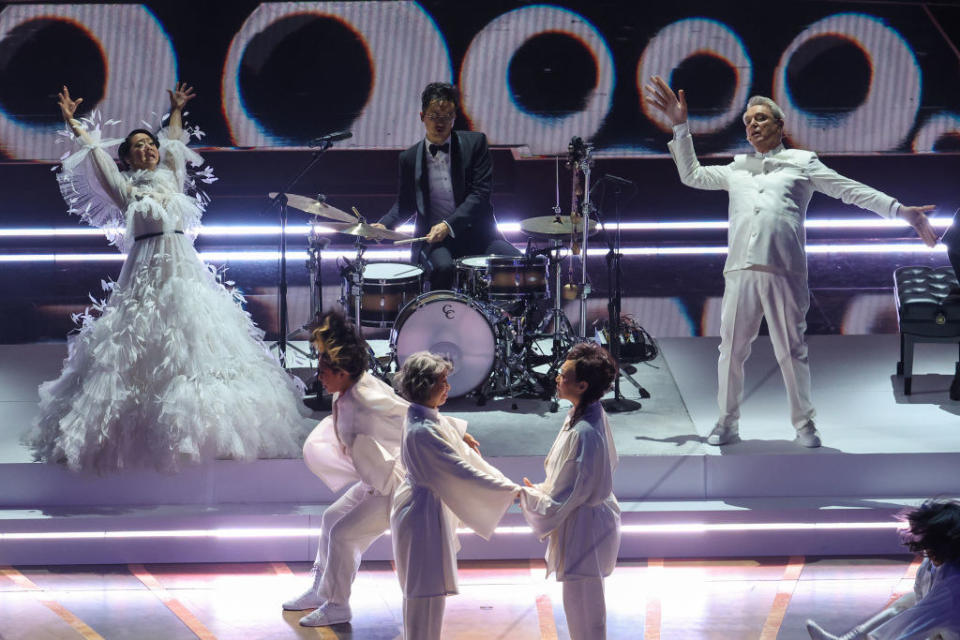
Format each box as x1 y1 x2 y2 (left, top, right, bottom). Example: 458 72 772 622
565 342 617 425
310 311 368 381
394 351 452 405
117 128 160 170
900 499 960 565
421 82 459 112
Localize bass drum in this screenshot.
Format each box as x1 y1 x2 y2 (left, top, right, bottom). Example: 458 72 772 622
391 291 500 398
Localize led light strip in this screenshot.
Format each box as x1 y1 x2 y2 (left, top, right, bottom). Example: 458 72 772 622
0 521 903 540
0 242 947 263
0 218 951 238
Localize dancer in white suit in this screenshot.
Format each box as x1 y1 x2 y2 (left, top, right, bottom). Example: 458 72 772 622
520 342 620 640
391 351 519 640
806 499 960 640
644 76 938 447
283 311 408 626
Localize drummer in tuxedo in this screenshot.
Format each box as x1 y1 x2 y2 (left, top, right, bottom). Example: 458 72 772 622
373 82 519 291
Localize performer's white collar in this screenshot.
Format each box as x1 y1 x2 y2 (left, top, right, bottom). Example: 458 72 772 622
409 402 440 422
424 135 452 148
753 143 785 158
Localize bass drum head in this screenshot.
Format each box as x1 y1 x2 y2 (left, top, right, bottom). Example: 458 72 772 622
392 292 496 398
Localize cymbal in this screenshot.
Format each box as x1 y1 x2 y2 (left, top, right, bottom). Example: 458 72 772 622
270 192 356 223
315 221 412 242
520 215 598 239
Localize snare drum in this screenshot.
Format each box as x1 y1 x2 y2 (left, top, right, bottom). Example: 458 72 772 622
391 291 502 398
456 254 548 301
343 262 423 327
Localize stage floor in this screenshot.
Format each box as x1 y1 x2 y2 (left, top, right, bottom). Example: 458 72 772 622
3 333 959 464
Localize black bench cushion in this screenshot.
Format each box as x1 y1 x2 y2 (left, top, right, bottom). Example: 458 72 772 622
894 266 960 336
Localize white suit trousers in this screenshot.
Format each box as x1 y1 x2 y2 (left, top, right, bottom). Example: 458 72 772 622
402 595 445 640
312 481 391 606
717 268 815 430
563 577 606 640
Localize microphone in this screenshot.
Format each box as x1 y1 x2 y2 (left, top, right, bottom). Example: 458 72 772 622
603 173 634 185
312 130 353 145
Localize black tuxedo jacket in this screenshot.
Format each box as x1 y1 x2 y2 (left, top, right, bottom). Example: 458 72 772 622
379 131 500 263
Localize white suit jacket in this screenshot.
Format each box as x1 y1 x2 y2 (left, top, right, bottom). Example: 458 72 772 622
668 123 901 278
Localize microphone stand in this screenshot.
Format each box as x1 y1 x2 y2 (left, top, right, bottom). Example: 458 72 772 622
593 177 646 412
267 139 333 366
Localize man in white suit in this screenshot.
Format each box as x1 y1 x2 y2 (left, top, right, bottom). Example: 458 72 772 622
644 76 938 447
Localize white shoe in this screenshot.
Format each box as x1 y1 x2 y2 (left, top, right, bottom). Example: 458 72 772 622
706 423 739 446
299 602 351 627
806 619 864 640
282 572 324 611
795 423 822 448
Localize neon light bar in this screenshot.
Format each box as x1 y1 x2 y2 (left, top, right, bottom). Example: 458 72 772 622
0 520 904 541
0 218 950 238
0 242 947 263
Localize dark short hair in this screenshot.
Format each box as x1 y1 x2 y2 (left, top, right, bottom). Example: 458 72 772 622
421 82 459 112
310 310 369 380
901 499 960 564
565 341 617 419
118 128 160 169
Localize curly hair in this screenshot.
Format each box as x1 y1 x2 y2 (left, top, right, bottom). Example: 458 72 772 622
421 82 459 112
310 310 368 380
565 341 617 424
394 351 452 406
900 499 960 564
117 128 160 170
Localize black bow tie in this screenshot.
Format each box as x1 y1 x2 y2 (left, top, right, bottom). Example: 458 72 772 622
428 142 450 157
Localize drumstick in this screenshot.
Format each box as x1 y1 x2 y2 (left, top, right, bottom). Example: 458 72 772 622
393 236 429 245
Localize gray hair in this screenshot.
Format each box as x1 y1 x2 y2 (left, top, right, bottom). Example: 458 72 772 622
744 96 784 124
394 351 453 405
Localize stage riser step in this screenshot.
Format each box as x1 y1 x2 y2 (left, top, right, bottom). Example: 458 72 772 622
3 452 960 509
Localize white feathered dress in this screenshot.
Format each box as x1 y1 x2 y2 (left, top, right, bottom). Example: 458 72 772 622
28 118 311 473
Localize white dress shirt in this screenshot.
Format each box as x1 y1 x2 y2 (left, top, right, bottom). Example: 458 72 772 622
425 136 456 236
668 122 901 278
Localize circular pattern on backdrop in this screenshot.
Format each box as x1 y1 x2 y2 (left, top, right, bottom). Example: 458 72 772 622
507 32 597 119
773 13 920 153
0 4 176 161
223 2 452 149
460 5 614 156
638 18 752 135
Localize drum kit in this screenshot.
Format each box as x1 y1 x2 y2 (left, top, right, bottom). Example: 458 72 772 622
278 193 596 405
279 135 648 409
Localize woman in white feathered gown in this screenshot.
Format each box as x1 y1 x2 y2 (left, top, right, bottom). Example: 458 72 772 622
27 84 311 473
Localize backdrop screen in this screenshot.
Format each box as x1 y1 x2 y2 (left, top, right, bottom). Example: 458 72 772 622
0 0 959 160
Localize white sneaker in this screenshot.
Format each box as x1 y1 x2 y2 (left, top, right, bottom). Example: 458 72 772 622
806 619 864 640
299 602 351 627
282 573 323 611
706 423 739 445
806 620 840 640
795 424 822 448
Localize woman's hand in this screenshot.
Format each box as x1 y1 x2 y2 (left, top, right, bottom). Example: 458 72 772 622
167 82 196 112
57 86 83 123
463 432 481 454
523 477 534 488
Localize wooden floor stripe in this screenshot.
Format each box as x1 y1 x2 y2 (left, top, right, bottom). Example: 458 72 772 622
528 559 559 640
644 558 664 640
271 561 295 576
1 566 106 640
128 564 217 640
758 556 805 640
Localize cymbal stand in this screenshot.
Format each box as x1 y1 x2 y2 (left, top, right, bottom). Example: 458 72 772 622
575 145 594 338
267 139 333 365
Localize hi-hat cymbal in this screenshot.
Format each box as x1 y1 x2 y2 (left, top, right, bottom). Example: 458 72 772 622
520 215 598 239
315 221 412 242
270 192 356 223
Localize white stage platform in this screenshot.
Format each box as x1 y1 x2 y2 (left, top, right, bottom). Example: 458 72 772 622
1 335 959 565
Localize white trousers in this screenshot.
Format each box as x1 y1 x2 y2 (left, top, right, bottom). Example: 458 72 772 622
717 268 815 430
313 481 391 606
563 577 606 640
402 595 445 640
